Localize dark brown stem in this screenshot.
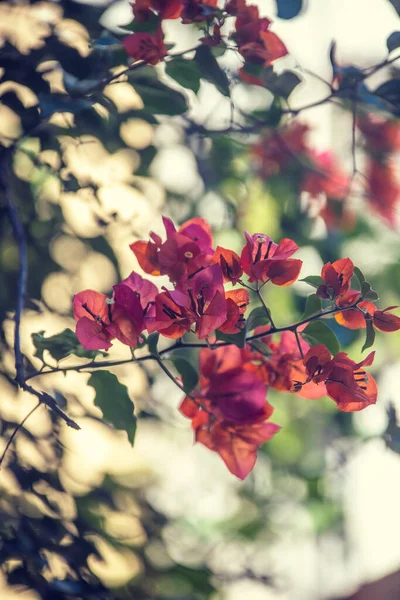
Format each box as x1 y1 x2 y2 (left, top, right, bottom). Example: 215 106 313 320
0 157 80 433
26 299 363 381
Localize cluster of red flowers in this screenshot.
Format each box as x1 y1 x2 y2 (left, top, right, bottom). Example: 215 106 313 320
73 217 400 479
358 115 400 226
253 122 354 230
122 0 288 73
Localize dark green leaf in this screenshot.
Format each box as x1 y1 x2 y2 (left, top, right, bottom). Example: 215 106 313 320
248 339 272 356
195 45 230 97
147 332 160 356
88 371 137 445
169 357 199 394
362 318 376 352
262 69 302 99
246 306 271 331
387 31 400 53
301 321 340 355
38 93 93 118
361 281 379 301
301 294 322 320
353 266 365 288
125 13 161 33
300 275 324 288
131 79 188 115
276 0 303 19
166 58 202 94
31 329 106 362
251 97 282 127
216 327 247 348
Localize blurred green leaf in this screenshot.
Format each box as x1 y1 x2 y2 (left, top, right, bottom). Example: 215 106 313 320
247 306 271 331
169 357 199 394
300 275 324 288
31 329 106 362
147 332 160 355
361 318 375 352
131 79 188 115
166 58 202 93
301 294 322 320
301 321 340 355
195 45 230 97
88 371 137 445
361 281 379 300
216 327 247 348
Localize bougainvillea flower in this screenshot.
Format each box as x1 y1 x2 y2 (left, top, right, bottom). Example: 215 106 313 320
253 122 310 177
188 264 227 338
241 232 302 285
335 290 374 329
123 27 167 65
74 286 145 350
218 288 249 334
74 290 113 350
302 150 349 200
301 344 377 412
324 352 377 412
372 306 400 332
358 115 400 156
179 346 280 478
107 284 145 347
365 159 399 226
212 246 243 284
317 258 354 301
177 217 214 255
249 330 327 399
146 289 194 338
234 4 270 47
131 216 213 285
196 418 281 479
335 291 400 333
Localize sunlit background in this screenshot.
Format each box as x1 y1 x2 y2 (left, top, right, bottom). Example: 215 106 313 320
1 0 400 598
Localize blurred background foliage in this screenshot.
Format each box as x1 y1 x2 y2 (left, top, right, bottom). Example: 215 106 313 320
1 0 400 599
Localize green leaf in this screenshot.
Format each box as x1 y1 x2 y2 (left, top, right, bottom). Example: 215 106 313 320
216 327 247 348
169 357 199 394
166 58 202 94
387 31 400 53
38 93 93 118
301 294 322 320
246 306 271 331
195 45 230 97
31 329 106 362
247 339 272 357
88 371 137 445
131 78 188 115
125 13 161 33
300 275 324 288
361 281 379 301
262 69 302 99
251 97 282 127
147 332 160 356
362 318 376 352
353 266 366 288
301 321 340 356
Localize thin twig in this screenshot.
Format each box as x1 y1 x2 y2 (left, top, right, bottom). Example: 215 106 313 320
0 401 42 469
294 328 304 360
